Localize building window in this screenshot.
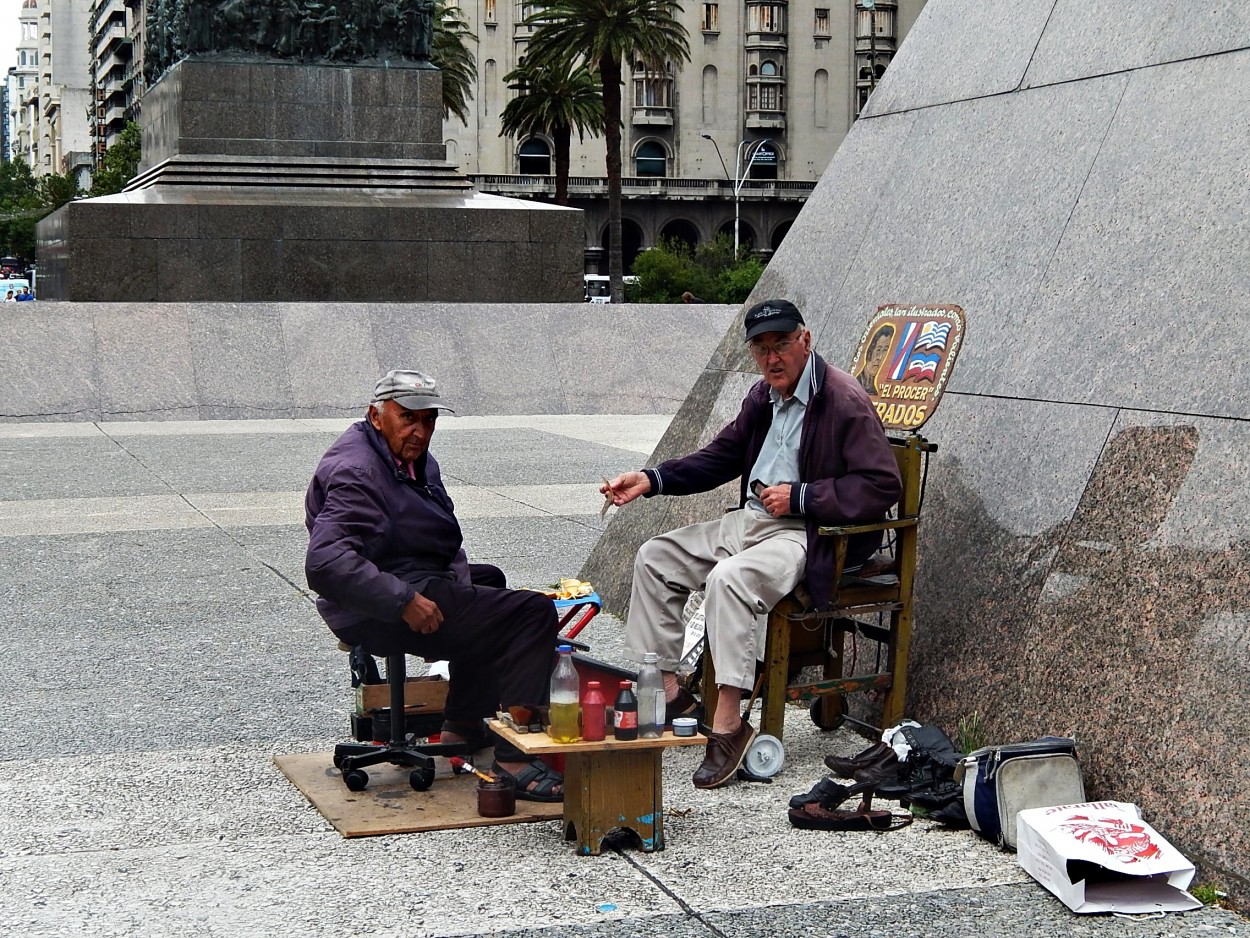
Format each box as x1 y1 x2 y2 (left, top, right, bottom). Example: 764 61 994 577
633 62 674 108
518 138 551 175
701 2 718 31
635 141 667 177
747 4 785 32
758 84 780 111
814 8 829 35
760 60 778 77
485 0 496 20
856 8 895 37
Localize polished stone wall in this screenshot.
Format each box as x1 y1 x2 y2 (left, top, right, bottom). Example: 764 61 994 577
581 0 1250 891
139 59 445 165
0 303 737 421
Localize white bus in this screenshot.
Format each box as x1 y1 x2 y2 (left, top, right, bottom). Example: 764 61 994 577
583 274 638 303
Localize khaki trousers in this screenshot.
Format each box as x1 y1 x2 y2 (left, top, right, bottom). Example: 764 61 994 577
625 509 807 691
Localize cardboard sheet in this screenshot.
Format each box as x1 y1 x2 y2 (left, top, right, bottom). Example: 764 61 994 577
274 751 562 838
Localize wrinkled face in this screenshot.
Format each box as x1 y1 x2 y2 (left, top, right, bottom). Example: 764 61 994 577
369 400 439 462
748 327 812 397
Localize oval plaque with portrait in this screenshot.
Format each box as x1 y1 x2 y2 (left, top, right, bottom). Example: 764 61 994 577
849 304 966 433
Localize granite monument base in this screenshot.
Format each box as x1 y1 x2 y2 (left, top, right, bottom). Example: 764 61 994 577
36 188 582 303
35 59 583 303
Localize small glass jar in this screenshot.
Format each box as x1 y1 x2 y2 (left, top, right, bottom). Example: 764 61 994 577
477 776 516 817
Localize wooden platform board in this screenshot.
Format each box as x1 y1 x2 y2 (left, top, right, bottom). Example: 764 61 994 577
274 752 563 838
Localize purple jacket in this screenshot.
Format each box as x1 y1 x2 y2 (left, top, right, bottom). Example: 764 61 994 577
642 352 902 608
305 420 467 635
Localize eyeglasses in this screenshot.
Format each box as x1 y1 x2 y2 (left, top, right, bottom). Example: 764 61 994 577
749 339 797 358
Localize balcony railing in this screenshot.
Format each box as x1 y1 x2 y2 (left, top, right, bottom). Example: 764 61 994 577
470 175 815 201
631 106 673 126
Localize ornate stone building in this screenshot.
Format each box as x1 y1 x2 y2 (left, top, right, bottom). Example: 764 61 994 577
8 0 40 166
446 0 928 272
36 0 94 185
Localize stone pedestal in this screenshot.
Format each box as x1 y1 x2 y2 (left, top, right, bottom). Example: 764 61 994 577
36 59 583 303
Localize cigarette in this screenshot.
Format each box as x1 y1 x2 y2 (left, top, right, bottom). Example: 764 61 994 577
600 477 616 518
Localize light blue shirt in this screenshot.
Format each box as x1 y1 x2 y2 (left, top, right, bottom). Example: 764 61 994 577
746 353 814 515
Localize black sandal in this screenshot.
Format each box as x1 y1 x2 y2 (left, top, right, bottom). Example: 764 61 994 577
788 803 913 832
492 759 564 803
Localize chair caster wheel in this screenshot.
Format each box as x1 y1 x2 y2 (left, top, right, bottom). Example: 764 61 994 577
743 734 785 778
332 752 345 769
344 769 369 791
410 766 435 791
810 695 846 731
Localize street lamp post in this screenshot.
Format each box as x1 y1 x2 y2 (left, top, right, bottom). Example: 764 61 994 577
701 133 773 256
861 0 877 92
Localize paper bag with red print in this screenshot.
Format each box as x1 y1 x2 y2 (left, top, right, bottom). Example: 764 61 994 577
1016 801 1201 914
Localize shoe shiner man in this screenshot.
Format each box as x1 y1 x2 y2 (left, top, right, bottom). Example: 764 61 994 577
305 369 563 801
600 300 901 789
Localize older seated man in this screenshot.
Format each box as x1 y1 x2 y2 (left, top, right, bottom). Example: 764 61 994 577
305 369 563 801
601 299 902 790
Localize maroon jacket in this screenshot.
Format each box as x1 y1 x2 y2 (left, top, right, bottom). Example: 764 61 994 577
642 352 902 608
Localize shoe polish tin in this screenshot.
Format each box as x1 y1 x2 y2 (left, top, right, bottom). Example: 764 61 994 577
672 717 698 737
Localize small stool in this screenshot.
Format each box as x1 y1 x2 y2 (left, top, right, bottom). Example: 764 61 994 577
490 719 704 856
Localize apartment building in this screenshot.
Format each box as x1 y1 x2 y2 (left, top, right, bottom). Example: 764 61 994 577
30 0 93 185
9 0 39 165
447 0 927 270
87 0 142 160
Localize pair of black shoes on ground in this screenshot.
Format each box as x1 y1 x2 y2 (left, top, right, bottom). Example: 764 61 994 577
813 738 968 827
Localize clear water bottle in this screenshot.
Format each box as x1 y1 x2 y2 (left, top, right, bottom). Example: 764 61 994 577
548 644 581 743
636 651 665 739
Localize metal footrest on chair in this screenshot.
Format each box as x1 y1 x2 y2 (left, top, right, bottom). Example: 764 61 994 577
784 672 893 702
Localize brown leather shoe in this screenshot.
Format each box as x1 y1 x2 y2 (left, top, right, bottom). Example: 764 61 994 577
823 741 897 779
692 719 756 789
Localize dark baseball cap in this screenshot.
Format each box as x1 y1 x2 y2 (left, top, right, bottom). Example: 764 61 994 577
743 299 805 342
372 369 455 413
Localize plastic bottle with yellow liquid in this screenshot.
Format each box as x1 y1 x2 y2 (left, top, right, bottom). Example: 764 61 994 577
548 644 581 743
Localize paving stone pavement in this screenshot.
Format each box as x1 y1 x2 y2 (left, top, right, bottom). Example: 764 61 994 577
1 416 1245 937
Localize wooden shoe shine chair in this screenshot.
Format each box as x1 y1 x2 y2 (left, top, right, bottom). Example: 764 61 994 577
703 305 966 740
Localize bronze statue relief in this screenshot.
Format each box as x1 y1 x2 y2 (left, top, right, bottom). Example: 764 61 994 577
145 0 437 84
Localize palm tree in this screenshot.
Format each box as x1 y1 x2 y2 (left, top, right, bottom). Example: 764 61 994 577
432 2 477 125
525 0 690 300
499 58 604 206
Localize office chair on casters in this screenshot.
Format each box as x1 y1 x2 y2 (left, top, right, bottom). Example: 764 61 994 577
332 648 464 793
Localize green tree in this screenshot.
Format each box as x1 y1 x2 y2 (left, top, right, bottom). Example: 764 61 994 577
0 159 79 260
88 122 142 197
500 57 603 205
432 2 477 124
629 235 764 303
526 0 689 301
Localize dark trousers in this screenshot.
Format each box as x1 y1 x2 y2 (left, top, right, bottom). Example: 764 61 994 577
337 564 559 763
